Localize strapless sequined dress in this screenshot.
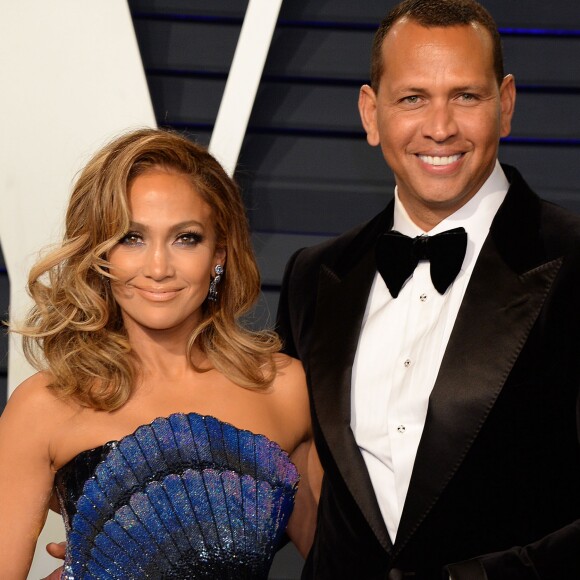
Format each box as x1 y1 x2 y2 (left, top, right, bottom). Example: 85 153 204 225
54 412 299 579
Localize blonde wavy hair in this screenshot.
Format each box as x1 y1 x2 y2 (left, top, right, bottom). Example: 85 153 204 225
15 128 281 411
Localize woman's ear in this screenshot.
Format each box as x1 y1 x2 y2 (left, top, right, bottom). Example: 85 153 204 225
213 246 226 270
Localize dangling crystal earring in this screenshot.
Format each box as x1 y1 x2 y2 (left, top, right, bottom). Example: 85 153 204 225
208 264 224 302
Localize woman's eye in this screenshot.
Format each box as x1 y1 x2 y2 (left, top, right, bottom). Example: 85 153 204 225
176 232 202 246
119 233 143 246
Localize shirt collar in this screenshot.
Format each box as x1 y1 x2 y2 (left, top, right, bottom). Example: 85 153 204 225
393 160 509 241
392 160 509 273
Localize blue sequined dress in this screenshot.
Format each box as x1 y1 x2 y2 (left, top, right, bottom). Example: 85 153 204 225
54 412 299 579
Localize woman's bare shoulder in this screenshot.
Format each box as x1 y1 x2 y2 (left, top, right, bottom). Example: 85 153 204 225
8 371 54 401
272 354 307 392
2 371 73 423
270 354 310 433
273 352 305 376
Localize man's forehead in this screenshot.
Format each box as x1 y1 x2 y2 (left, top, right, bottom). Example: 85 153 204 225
380 20 494 65
383 18 490 46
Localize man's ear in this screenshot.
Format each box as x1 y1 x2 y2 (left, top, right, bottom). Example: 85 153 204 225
358 84 380 146
499 74 516 138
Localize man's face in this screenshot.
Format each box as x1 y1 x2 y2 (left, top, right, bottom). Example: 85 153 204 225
359 19 515 230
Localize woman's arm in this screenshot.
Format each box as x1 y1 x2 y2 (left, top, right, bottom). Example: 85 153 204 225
0 375 58 578
286 436 323 558
272 356 323 557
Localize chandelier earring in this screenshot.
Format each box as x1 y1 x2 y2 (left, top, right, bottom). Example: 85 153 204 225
208 264 224 302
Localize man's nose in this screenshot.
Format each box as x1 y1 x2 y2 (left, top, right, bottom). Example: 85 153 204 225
422 101 458 142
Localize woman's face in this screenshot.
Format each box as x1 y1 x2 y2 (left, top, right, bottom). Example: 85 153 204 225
108 168 225 338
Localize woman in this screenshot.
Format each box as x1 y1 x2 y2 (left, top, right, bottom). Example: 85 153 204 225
0 128 321 579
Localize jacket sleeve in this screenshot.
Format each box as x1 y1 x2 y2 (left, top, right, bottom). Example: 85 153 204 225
275 248 302 359
446 502 580 579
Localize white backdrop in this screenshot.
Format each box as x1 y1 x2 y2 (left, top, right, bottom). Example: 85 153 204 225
0 2 156 576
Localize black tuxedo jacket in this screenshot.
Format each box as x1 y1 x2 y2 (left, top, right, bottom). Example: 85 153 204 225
277 165 580 579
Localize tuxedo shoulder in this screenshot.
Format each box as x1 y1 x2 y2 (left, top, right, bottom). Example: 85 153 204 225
540 199 580 228
294 222 366 265
291 208 390 274
505 164 580 242
539 199 580 247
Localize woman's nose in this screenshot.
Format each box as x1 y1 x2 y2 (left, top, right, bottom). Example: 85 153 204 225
143 244 175 280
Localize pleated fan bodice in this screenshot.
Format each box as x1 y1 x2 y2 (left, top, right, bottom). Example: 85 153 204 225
54 412 299 579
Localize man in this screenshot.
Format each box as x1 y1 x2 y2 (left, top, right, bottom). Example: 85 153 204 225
277 0 580 578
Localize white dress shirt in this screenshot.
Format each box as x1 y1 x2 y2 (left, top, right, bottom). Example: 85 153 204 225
351 161 509 542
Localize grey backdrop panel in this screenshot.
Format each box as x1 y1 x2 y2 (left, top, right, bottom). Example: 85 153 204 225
279 0 580 28
129 0 248 18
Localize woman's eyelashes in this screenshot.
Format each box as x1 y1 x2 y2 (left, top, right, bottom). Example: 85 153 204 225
175 231 203 246
118 232 143 246
117 230 203 247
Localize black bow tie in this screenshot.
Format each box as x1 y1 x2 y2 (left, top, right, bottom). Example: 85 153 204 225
376 227 467 298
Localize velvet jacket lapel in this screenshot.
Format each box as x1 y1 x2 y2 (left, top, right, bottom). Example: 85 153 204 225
308 206 395 553
394 168 564 555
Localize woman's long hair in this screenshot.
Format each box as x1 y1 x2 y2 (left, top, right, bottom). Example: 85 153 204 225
14 128 281 410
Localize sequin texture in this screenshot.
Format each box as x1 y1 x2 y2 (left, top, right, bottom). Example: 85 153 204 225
54 413 299 579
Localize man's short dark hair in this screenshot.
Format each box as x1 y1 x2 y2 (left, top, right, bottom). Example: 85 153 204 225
370 0 504 91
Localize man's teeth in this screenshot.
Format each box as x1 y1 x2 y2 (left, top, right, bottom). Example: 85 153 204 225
418 154 461 166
